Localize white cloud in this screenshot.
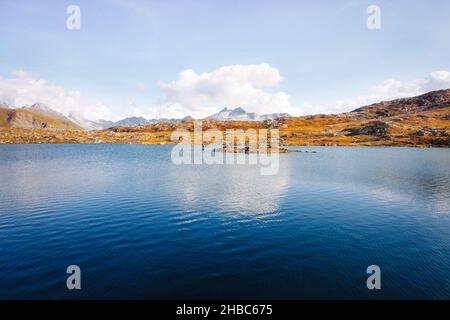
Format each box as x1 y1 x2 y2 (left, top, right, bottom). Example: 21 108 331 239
422 70 450 92
0 70 112 121
298 70 450 115
149 63 294 119
2 67 450 122
148 65 450 118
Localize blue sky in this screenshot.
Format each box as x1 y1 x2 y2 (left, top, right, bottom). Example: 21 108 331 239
1 0 450 120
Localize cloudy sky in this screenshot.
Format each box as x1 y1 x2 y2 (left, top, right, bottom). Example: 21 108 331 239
1 0 450 120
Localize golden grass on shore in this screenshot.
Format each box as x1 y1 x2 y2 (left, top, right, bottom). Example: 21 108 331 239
1 106 449 147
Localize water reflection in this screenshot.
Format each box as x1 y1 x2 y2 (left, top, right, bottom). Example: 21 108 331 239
169 157 291 216
1 145 450 299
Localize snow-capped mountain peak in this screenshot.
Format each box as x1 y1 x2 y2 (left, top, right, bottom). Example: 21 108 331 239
0 102 13 108
24 102 68 119
205 107 290 121
28 103 53 113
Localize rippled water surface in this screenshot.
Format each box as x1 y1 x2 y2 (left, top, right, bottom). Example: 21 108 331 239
0 144 450 299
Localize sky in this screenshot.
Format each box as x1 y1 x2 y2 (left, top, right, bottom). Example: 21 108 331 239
1 0 450 121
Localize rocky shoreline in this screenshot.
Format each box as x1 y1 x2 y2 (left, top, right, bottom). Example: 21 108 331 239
1 89 450 147
0 126 449 148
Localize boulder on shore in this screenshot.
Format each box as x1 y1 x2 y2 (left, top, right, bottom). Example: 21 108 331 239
344 121 391 136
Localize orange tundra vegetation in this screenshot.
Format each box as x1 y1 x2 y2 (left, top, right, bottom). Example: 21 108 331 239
1 90 450 147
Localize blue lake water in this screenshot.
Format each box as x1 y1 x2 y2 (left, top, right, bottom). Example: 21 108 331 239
0 144 449 299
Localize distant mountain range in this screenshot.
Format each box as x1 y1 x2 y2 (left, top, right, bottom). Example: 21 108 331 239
1 88 450 147
67 113 115 131
0 103 291 130
83 107 288 129
111 115 192 127
206 107 290 121
1 89 450 141
89 107 290 129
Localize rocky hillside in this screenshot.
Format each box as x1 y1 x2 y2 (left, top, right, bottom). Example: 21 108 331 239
0 104 83 130
351 89 450 117
1 89 449 146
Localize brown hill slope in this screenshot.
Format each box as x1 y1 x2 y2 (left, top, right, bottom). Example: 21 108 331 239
1 89 449 146
351 89 450 117
280 105 450 147
0 106 83 130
